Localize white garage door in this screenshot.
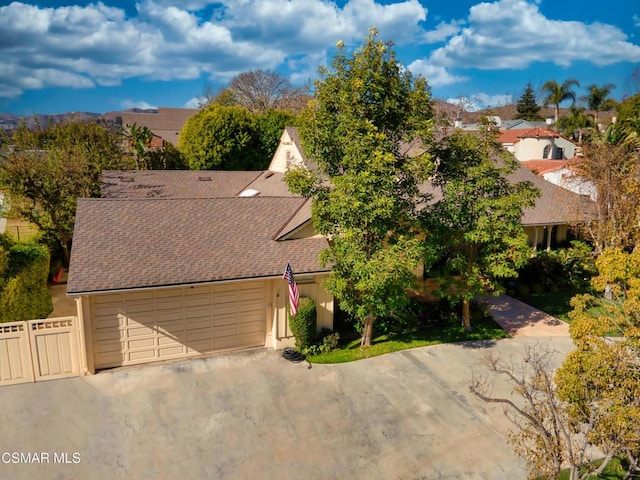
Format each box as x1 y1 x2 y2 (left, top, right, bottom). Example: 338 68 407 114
91 282 266 369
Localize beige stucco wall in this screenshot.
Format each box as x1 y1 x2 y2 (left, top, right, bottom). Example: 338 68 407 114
268 273 334 350
514 137 576 161
543 168 597 201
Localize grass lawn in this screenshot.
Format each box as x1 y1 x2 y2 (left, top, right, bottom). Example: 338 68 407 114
555 455 629 480
308 314 509 364
512 289 584 322
513 287 612 323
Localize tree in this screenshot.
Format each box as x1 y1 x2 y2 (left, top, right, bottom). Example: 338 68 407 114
574 140 640 253
581 83 617 128
554 248 640 476
285 29 434 347
179 105 258 170
0 120 132 264
542 78 580 129
514 83 543 121
421 126 539 331
610 93 640 146
228 69 307 114
557 105 594 144
179 105 296 171
470 345 614 480
122 122 152 169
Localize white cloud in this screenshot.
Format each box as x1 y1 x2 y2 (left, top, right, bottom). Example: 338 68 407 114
633 14 640 27
0 0 430 98
121 100 158 110
447 93 513 112
407 60 467 87
429 0 640 70
423 20 462 44
184 97 201 109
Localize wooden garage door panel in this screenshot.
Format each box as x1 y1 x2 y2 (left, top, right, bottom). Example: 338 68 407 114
93 282 266 369
127 337 156 350
185 318 211 330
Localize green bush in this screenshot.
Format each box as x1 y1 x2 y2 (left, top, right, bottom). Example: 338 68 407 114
289 296 317 349
514 241 596 294
0 237 53 323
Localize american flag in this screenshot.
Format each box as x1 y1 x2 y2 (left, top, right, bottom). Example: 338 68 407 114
283 263 300 317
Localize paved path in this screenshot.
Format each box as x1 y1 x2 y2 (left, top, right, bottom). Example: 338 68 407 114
48 269 76 318
480 294 570 337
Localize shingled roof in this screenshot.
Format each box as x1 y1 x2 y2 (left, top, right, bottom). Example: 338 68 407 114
68 197 329 294
101 170 263 199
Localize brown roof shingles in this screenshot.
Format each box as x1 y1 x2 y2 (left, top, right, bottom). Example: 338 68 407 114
68 197 329 294
101 170 263 199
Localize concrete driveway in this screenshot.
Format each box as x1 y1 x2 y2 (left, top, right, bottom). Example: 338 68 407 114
0 336 574 480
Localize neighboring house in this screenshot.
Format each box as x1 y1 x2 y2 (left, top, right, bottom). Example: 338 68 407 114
272 127 593 251
522 160 597 201
499 127 577 161
460 117 548 131
104 107 199 146
68 170 332 373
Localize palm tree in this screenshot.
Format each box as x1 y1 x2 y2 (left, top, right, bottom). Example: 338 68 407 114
122 123 152 169
557 105 594 144
542 78 580 130
581 83 617 128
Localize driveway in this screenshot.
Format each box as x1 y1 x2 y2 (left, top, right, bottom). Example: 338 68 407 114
0 336 574 480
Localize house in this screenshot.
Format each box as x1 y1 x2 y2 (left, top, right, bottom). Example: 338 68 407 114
68 170 332 373
104 107 199 147
498 127 577 161
521 159 597 201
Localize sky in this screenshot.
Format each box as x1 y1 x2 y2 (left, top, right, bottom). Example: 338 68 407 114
0 0 638 115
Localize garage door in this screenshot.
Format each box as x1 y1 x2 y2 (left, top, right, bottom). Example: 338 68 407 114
91 282 266 369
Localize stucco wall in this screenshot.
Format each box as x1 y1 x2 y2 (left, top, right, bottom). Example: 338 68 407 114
269 131 304 173
269 273 334 349
514 137 576 161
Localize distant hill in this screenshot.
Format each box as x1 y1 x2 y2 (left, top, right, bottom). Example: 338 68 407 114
0 111 103 135
1 101 616 138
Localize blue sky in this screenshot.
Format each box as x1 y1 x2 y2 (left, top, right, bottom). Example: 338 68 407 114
0 0 638 115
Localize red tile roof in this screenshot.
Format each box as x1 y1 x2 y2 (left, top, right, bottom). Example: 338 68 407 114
498 127 561 144
521 160 570 175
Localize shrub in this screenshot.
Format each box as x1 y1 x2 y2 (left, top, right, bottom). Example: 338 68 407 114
0 237 53 323
289 296 316 349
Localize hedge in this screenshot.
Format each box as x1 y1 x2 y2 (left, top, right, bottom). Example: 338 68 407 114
0 237 53 323
289 296 317 349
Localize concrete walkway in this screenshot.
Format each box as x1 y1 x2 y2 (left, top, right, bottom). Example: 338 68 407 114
480 294 570 337
48 269 76 318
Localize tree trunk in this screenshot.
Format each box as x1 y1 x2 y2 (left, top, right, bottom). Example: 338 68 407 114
462 298 472 332
361 314 374 347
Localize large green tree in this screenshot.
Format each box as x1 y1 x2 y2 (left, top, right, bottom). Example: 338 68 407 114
514 82 543 121
179 105 297 170
422 126 539 330
542 78 580 129
285 29 434 347
0 120 132 264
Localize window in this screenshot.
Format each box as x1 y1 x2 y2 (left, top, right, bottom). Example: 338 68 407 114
542 145 551 159
554 147 564 160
